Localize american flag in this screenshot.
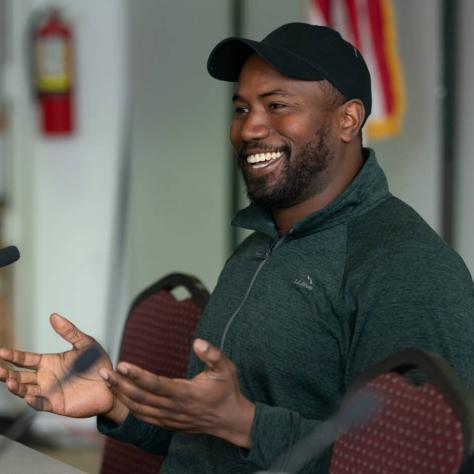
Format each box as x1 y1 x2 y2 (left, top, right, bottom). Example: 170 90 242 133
307 0 405 140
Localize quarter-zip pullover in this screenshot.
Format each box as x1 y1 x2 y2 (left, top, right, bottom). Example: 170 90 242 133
99 149 474 473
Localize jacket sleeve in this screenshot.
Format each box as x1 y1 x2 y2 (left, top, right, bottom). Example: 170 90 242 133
185 345 334 472
240 403 331 472
97 413 173 455
345 243 474 389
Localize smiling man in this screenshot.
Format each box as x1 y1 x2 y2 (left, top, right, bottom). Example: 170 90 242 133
229 50 365 233
1 23 474 474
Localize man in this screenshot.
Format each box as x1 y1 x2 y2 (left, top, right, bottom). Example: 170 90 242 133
1 23 473 473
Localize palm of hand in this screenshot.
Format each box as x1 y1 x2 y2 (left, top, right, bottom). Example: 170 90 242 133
36 349 114 418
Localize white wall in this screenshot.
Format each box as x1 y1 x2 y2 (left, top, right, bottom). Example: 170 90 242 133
126 0 231 286
103 0 233 355
375 0 443 233
5 0 129 356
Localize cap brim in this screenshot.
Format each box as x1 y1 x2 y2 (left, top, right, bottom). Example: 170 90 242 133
207 37 326 82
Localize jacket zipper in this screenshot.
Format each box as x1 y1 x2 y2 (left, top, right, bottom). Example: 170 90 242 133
219 231 292 351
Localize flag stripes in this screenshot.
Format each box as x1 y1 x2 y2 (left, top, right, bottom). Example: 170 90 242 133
307 0 405 140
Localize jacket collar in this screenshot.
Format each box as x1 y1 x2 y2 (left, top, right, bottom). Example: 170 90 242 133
231 148 390 239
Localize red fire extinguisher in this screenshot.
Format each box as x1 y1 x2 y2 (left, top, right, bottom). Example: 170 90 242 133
33 8 75 136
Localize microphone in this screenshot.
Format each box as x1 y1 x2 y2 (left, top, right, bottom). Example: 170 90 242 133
255 389 380 474
0 246 20 268
0 344 103 448
59 344 102 388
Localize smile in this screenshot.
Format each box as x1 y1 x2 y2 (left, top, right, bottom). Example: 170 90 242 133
246 151 284 169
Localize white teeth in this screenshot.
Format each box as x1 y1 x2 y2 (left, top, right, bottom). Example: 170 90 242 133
246 151 283 164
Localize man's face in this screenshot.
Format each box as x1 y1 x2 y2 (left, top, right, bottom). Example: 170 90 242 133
230 55 338 209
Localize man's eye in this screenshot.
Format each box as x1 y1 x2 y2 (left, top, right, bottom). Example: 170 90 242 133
269 103 287 110
233 106 248 115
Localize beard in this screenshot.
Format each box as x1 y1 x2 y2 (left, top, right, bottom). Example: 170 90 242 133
239 121 334 209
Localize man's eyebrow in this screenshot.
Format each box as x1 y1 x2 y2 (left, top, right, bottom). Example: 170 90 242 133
232 93 244 102
232 90 295 102
260 89 294 99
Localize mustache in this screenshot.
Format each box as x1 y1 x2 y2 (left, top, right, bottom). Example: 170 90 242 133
238 142 291 160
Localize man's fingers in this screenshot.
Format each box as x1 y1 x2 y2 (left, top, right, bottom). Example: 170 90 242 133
100 368 181 406
6 379 41 398
0 348 42 369
25 396 53 412
114 363 189 399
5 378 21 396
113 389 197 428
22 384 41 398
193 339 231 374
113 390 173 419
49 313 93 350
4 370 37 385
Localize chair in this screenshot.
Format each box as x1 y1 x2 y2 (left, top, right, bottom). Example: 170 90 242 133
100 272 210 474
330 348 474 474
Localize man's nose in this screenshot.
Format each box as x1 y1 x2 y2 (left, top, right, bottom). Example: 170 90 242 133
239 111 270 142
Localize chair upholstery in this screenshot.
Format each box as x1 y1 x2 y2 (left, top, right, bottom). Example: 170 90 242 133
100 273 210 474
330 348 474 474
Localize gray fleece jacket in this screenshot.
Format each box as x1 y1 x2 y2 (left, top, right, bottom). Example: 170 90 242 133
98 149 474 473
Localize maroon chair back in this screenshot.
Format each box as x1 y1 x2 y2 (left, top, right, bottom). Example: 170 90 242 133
100 273 210 474
330 349 474 474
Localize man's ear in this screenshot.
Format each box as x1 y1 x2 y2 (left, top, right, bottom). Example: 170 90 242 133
339 99 365 143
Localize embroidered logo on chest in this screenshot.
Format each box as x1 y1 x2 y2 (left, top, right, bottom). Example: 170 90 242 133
293 275 314 291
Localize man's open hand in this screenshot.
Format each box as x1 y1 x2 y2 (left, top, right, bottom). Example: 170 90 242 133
0 314 127 422
99 339 255 448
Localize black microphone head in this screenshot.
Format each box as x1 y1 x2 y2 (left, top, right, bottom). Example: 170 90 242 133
0 246 20 268
71 344 102 376
337 389 380 430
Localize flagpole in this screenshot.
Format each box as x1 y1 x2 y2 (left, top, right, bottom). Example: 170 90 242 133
440 0 458 245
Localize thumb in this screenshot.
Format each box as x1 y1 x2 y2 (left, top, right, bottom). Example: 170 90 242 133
49 313 94 350
193 339 232 373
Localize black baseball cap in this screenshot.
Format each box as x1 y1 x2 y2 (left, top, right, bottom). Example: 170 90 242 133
207 22 372 122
